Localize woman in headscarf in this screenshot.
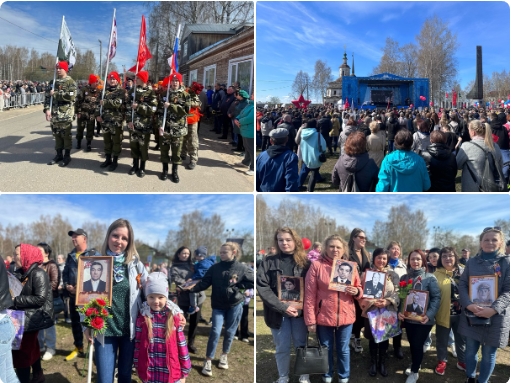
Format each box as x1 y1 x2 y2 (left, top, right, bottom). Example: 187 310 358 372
12 244 54 383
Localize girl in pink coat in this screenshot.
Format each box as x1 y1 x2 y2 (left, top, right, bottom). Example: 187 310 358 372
304 234 363 383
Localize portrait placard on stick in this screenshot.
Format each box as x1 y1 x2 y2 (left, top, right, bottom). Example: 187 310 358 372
76 256 113 306
277 276 304 309
329 260 358 292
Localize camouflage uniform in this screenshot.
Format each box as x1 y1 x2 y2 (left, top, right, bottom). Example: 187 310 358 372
43 75 76 163
126 86 157 174
183 92 202 168
74 84 100 150
97 84 127 170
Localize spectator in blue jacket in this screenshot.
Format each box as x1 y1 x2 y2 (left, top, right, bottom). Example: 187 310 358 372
187 246 216 314
256 128 299 192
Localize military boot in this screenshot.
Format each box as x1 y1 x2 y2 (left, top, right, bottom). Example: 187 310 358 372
108 156 118 171
171 163 180 183
60 149 71 167
47 150 63 165
160 163 168 181
369 347 377 377
128 158 139 175
100 154 112 168
86 140 92 152
76 140 82 149
378 350 388 377
137 161 146 178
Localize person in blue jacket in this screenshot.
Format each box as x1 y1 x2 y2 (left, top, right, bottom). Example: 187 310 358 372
186 246 216 314
256 128 299 192
376 129 431 192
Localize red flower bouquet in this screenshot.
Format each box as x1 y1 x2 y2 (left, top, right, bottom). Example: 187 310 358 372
78 297 112 336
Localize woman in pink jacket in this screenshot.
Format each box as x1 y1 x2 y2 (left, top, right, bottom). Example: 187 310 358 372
304 234 363 383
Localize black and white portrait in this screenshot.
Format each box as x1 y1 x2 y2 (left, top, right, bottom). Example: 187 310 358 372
277 276 304 309
362 270 386 298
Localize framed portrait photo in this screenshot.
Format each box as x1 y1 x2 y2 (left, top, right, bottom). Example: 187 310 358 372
363 270 386 298
469 275 498 307
329 259 358 292
403 289 429 322
76 256 113 306
277 276 304 309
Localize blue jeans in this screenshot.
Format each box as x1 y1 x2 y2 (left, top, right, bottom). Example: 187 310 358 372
37 324 56 351
298 163 321 192
94 335 135 383
0 316 19 383
317 324 353 380
206 303 243 359
465 337 497 383
270 316 307 378
388 140 394 153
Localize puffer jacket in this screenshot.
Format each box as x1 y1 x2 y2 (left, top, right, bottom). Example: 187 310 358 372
458 252 510 348
304 255 363 327
0 255 13 311
257 254 309 329
399 268 441 326
421 142 457 192
13 263 54 332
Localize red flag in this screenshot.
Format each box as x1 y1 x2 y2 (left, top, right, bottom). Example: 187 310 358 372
128 15 152 73
452 91 457 105
445 92 449 99
344 98 349 109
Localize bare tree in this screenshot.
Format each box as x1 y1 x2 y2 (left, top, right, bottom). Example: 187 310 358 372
312 59 333 104
400 43 418 78
267 96 281 106
290 70 310 99
416 15 458 106
372 38 402 75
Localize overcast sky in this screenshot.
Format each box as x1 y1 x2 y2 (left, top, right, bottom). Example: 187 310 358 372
257 1 510 103
0 194 254 247
258 194 510 247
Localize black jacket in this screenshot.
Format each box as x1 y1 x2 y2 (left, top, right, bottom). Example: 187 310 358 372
63 247 100 290
13 263 54 332
421 143 457 192
277 122 296 152
191 260 253 310
490 120 510 150
387 117 400 140
332 152 379 192
256 254 309 329
318 116 332 136
0 255 13 312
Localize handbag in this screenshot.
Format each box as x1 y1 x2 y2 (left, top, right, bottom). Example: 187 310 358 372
53 296 65 314
6 309 25 350
465 309 491 327
367 307 402 343
294 331 329 375
317 132 327 163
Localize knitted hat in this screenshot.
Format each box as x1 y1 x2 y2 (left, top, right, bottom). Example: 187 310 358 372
136 71 149 84
88 74 99 85
144 272 169 297
107 71 120 82
238 89 249 99
194 246 208 258
56 61 69 72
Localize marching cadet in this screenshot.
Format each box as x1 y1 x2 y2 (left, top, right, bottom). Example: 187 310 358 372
126 71 157 178
158 72 190 183
151 80 165 151
44 61 77 167
96 71 127 171
74 74 100 152
182 81 203 170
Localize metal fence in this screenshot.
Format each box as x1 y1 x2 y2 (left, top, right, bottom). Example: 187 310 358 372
1 92 45 110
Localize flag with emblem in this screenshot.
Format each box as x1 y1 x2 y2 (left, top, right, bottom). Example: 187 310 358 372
57 17 77 70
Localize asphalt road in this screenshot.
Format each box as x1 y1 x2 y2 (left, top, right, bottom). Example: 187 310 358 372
0 105 253 192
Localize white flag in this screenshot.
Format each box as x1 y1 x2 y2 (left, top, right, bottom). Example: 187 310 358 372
57 18 77 69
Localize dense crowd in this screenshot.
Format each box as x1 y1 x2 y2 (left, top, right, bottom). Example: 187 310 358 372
255 105 510 192
256 226 509 383
1 221 254 383
0 80 47 110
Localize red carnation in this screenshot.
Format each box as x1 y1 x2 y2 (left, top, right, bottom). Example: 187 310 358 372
408 279 413 285
85 308 94 317
91 317 104 330
102 308 108 316
399 281 407 287
96 298 106 307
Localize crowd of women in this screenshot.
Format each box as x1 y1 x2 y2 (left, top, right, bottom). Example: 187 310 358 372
0 218 254 383
256 226 509 383
256 105 509 192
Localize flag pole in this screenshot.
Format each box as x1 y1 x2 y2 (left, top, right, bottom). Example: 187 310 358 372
161 24 181 132
131 16 144 122
100 8 116 115
49 15 65 113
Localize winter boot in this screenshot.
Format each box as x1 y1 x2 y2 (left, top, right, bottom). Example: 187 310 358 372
378 350 388 377
86 140 92 152
47 150 63 165
171 163 180 183
128 158 139 175
160 163 169 181
76 139 82 149
137 161 146 178
369 347 377 377
100 154 112 168
60 149 71 167
108 156 118 171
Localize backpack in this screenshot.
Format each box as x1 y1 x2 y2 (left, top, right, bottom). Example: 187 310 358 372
341 172 360 192
467 142 506 192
